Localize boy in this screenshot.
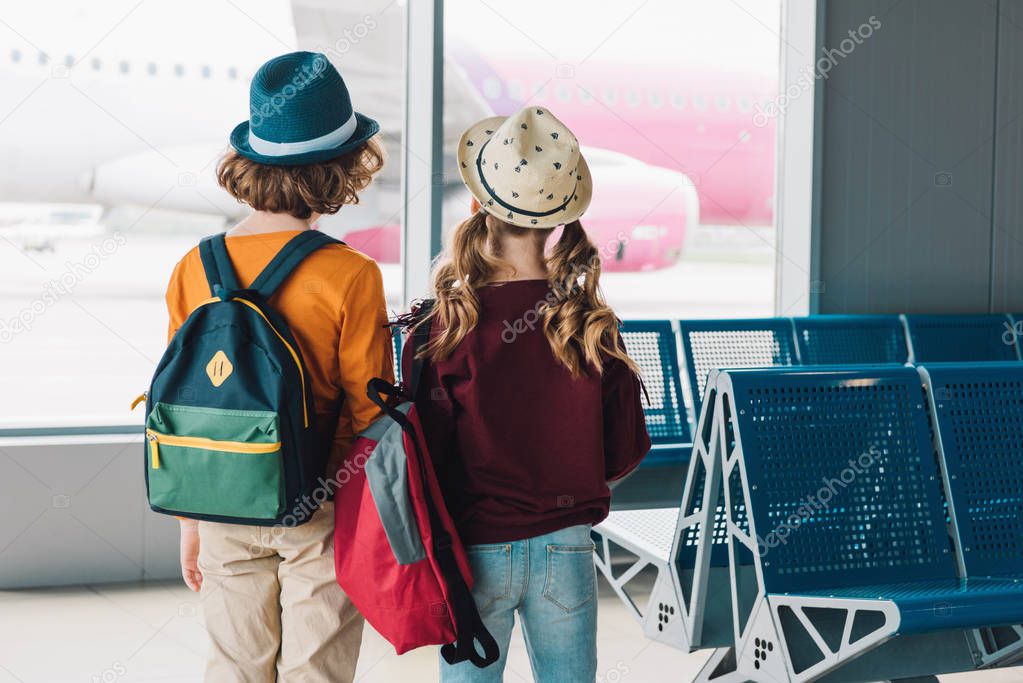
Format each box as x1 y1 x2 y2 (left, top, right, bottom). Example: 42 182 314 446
164 52 391 682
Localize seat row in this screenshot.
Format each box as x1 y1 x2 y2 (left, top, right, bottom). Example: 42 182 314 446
594 362 1023 682
620 313 1023 466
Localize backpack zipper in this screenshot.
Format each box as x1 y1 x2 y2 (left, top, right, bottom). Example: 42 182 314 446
145 429 281 470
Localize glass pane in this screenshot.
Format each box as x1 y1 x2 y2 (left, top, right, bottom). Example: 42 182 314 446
443 0 780 318
0 0 405 427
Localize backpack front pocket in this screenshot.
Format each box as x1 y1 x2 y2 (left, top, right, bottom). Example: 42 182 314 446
146 403 284 520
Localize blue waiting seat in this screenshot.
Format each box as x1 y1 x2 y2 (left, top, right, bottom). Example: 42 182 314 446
593 369 735 654
677 318 799 421
904 314 1019 362
620 320 691 465
922 362 1023 667
695 365 1023 682
792 314 908 365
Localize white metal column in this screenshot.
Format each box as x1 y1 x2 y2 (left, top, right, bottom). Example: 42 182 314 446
401 0 445 308
774 0 821 316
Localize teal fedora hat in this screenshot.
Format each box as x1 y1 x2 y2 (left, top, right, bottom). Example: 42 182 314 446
230 51 379 166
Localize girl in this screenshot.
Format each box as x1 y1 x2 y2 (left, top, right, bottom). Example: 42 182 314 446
416 106 651 682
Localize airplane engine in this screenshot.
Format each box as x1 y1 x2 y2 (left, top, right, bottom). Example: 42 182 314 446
86 146 243 218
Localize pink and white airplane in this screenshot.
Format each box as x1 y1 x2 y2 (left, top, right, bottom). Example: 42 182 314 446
346 40 777 272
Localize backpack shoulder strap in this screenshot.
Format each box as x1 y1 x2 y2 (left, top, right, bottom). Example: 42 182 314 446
198 233 240 296
249 230 342 299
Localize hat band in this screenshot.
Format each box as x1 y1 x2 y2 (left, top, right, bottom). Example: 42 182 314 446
476 140 577 218
248 110 358 157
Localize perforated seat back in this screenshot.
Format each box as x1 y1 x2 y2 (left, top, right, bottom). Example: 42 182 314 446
794 315 909 365
678 319 799 419
905 314 1018 362
621 321 691 461
925 362 1023 578
724 367 956 594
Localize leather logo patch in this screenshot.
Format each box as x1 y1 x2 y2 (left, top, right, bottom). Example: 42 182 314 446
205 350 233 387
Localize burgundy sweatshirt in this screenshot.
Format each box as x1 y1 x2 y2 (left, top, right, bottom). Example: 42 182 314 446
415 280 651 545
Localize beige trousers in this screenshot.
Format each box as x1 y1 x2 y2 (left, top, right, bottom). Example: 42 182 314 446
198 502 364 682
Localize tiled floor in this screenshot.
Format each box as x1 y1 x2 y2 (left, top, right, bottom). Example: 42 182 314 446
0 579 1021 683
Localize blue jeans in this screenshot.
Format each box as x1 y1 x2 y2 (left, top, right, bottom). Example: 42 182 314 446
440 524 597 683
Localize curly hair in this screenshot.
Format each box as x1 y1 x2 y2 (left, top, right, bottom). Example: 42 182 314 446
420 211 639 378
216 137 385 218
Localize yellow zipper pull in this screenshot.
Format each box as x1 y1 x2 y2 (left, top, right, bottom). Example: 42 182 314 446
131 392 147 411
147 432 160 469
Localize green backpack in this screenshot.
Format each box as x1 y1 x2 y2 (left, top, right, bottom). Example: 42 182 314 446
137 230 341 526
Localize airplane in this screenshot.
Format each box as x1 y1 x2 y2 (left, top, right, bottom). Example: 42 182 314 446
0 0 774 273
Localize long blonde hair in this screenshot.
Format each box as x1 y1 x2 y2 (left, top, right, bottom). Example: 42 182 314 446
419 210 639 378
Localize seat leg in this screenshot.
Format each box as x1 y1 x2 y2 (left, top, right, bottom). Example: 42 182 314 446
694 646 748 683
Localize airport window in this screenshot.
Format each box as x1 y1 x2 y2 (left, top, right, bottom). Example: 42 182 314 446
0 0 778 424
445 0 781 321
0 4 409 427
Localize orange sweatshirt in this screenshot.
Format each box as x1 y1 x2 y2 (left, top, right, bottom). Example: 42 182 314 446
164 229 394 471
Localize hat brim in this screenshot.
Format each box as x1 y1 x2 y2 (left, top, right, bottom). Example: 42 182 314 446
229 112 380 166
456 116 593 229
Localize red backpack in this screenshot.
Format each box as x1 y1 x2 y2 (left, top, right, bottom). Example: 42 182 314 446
333 303 499 667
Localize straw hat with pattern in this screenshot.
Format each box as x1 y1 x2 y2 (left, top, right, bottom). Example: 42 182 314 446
457 107 592 229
